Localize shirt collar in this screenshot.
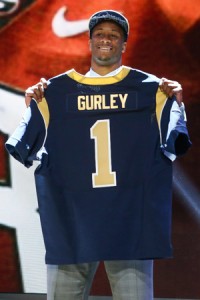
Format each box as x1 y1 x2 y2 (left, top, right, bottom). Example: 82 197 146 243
85 66 123 77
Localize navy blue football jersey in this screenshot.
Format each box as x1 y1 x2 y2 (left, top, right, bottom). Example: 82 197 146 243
6 66 191 264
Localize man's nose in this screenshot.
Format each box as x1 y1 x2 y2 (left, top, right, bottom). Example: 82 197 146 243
101 35 111 43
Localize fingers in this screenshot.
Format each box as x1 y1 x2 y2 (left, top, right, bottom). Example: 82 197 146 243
25 78 47 106
159 78 181 95
25 82 44 100
159 77 183 105
40 77 48 88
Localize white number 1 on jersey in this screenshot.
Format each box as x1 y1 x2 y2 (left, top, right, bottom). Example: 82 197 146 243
90 119 117 188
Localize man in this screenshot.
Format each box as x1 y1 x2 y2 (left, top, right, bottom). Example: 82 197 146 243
6 10 191 300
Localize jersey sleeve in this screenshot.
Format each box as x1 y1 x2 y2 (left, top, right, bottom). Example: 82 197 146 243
5 99 47 167
161 100 192 161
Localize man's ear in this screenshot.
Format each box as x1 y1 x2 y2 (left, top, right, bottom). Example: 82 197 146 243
122 42 127 53
88 39 92 51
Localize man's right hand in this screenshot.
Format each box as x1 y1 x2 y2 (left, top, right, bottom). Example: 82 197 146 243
25 78 48 107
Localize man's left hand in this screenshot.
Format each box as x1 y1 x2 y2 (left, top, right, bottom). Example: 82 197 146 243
159 77 182 106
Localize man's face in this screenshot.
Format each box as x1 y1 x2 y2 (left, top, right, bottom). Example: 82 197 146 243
89 21 127 67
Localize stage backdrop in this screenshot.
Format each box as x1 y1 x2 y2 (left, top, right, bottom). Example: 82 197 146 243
0 0 200 298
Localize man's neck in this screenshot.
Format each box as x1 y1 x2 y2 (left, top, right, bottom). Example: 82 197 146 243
91 61 122 76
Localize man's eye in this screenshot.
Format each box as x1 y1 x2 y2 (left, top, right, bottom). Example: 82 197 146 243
96 33 103 37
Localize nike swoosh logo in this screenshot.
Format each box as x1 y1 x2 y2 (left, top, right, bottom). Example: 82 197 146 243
52 6 89 38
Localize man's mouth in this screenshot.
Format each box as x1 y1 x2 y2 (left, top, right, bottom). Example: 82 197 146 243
98 46 112 51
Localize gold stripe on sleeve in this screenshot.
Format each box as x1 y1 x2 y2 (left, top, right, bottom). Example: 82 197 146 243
37 97 50 130
156 87 167 143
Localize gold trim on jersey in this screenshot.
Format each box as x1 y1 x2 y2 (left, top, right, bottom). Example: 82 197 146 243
66 67 131 85
37 97 50 150
37 97 50 129
156 87 168 144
